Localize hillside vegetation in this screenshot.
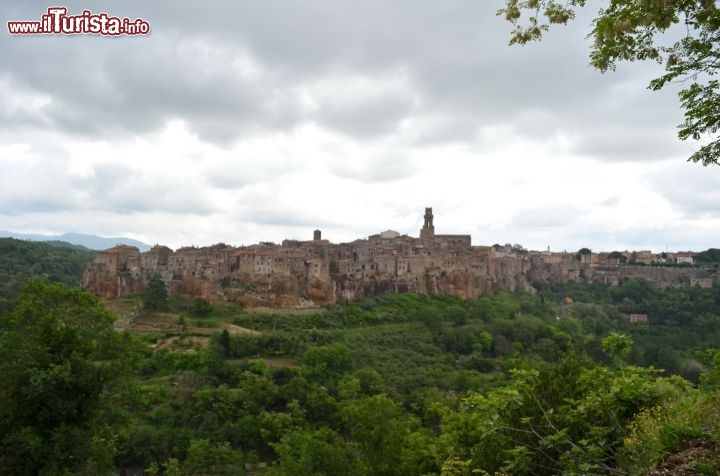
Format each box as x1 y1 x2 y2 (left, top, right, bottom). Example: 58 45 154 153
0 281 720 476
0 238 95 312
3 246 720 474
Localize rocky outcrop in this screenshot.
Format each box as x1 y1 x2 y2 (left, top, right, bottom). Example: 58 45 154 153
81 236 717 307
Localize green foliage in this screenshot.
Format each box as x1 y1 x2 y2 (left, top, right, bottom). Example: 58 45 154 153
0 279 142 475
219 329 231 356
303 343 353 380
226 330 321 358
143 439 246 476
608 250 628 264
5 280 720 474
268 428 361 476
0 238 95 312
182 439 245 475
439 352 689 475
118 284 720 474
697 349 720 391
143 274 168 311
602 332 633 366
620 390 720 474
340 394 433 476
696 248 720 264
499 0 720 165
575 247 592 261
191 299 213 317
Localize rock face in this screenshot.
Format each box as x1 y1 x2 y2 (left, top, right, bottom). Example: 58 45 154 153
81 210 717 307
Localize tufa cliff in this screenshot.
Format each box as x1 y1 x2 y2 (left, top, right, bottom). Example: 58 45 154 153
81 209 717 307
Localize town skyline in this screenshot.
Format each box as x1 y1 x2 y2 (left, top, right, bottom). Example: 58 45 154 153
87 206 707 262
83 205 714 307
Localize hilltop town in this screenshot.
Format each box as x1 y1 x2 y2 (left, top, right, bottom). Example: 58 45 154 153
82 208 716 307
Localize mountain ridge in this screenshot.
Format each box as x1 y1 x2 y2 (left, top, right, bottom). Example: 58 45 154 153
0 230 151 252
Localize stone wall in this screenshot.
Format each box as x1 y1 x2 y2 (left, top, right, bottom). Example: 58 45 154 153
81 231 717 307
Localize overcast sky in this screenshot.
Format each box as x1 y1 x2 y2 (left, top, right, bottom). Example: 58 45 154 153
1 1 717 252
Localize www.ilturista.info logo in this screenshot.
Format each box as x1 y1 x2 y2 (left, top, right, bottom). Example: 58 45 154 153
8 7 150 36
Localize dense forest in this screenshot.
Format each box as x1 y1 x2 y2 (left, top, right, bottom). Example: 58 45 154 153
0 238 95 313
2 247 720 474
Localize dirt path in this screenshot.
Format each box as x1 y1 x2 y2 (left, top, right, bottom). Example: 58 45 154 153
151 336 210 352
223 323 260 335
646 439 720 475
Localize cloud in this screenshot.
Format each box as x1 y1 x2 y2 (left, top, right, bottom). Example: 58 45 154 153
510 206 582 228
1 0 718 253
236 207 330 228
304 73 418 138
0 150 82 215
0 0 688 158
83 165 219 214
647 163 720 218
570 126 686 162
328 153 416 183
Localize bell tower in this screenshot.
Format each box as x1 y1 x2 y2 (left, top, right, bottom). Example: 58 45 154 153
420 207 435 239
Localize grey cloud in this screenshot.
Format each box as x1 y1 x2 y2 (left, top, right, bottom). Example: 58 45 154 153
237 207 336 228
81 165 218 215
203 167 256 190
0 157 217 216
647 165 720 218
87 165 129 190
598 197 620 207
328 154 415 183
510 206 582 228
0 0 693 156
0 195 79 216
45 36 299 143
571 126 686 162
313 88 416 139
406 114 482 146
203 156 301 190
1 7 305 143
0 158 82 215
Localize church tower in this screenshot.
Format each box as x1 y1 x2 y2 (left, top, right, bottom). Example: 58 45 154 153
420 207 435 239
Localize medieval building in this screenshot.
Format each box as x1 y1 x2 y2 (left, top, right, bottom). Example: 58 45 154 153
82 208 715 307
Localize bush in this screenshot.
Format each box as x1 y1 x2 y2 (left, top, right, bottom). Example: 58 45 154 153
192 299 213 317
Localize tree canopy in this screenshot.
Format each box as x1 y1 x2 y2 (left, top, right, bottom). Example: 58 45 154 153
143 274 168 310
499 0 720 165
0 238 95 313
0 279 142 475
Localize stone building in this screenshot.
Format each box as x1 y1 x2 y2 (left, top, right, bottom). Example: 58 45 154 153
82 208 718 307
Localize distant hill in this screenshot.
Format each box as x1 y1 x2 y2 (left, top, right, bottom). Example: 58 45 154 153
0 238 98 312
0 231 151 252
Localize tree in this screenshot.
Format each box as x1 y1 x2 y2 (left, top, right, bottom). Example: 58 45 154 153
269 428 361 476
0 279 141 475
608 251 628 264
340 394 430 476
499 0 720 165
143 274 168 310
303 343 353 381
602 332 633 368
183 439 245 476
695 247 720 264
439 352 687 475
191 298 213 317
576 247 592 262
220 328 231 356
